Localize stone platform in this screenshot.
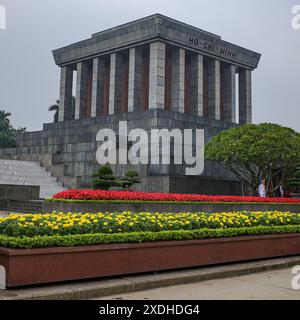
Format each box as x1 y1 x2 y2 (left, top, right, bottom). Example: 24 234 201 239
0 110 241 194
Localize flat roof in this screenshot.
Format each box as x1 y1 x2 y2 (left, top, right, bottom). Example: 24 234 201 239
92 13 221 39
53 13 261 70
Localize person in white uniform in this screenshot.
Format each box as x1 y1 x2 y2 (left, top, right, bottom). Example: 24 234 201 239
258 179 266 197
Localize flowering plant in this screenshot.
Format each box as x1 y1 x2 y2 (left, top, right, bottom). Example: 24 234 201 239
1 210 300 237
53 189 300 203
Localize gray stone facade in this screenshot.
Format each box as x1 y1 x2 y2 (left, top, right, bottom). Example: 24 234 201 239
0 14 261 194
207 59 221 120
128 47 143 112
59 66 73 121
91 57 105 117
149 42 166 110
0 109 240 194
190 54 204 117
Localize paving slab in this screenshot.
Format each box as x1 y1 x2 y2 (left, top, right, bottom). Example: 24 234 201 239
99 268 300 300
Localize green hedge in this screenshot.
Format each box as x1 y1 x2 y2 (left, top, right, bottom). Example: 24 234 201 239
1 225 300 249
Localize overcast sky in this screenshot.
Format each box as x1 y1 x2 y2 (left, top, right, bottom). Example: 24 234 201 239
0 0 299 132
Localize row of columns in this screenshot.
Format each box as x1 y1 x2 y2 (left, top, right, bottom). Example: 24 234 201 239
59 41 252 124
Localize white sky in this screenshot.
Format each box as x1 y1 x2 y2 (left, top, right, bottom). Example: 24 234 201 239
0 0 299 131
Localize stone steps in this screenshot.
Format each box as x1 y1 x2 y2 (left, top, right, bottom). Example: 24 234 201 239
0 160 67 199
0 173 59 183
0 160 43 168
0 179 64 188
0 169 52 177
0 164 52 174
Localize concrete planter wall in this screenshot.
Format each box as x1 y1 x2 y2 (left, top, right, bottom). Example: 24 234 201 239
43 201 300 214
291 193 300 199
0 185 40 201
1 233 300 287
0 200 43 214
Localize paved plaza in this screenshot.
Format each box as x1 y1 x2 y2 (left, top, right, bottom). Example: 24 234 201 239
97 268 300 300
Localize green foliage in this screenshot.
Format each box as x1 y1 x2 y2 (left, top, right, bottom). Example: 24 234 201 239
120 170 141 190
92 167 141 190
288 167 300 192
92 165 118 190
2 211 300 238
1 225 300 249
48 100 60 123
125 170 139 178
205 123 300 194
0 110 26 148
96 165 114 176
48 97 76 122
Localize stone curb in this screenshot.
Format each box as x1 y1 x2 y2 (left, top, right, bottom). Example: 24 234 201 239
1 256 300 300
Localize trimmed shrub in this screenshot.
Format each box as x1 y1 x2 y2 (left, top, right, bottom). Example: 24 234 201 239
92 165 117 190
1 225 300 249
120 170 141 190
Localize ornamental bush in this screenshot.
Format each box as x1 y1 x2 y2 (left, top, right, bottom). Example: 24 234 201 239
120 170 141 190
92 165 118 190
92 166 141 190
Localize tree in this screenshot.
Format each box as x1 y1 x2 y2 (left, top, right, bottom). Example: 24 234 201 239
0 110 26 148
92 165 118 190
120 170 141 190
48 100 60 123
288 167 300 193
49 97 76 122
0 110 11 129
205 123 300 195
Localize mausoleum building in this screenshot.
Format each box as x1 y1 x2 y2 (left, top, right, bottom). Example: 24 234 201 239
0 14 261 194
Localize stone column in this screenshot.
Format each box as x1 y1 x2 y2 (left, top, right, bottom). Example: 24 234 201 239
75 61 90 119
59 66 73 122
239 69 252 124
190 54 204 116
223 64 236 122
149 42 166 109
171 48 185 113
109 52 123 115
207 59 221 120
91 57 105 117
128 47 143 112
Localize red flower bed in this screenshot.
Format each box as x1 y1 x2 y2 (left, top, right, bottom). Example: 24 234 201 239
52 190 300 203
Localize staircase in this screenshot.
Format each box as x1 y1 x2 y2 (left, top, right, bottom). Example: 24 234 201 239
0 159 67 199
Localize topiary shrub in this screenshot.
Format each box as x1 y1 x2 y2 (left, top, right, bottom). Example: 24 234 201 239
92 165 117 190
120 170 141 190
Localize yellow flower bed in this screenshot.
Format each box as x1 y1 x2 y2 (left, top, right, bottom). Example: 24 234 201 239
0 211 300 238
